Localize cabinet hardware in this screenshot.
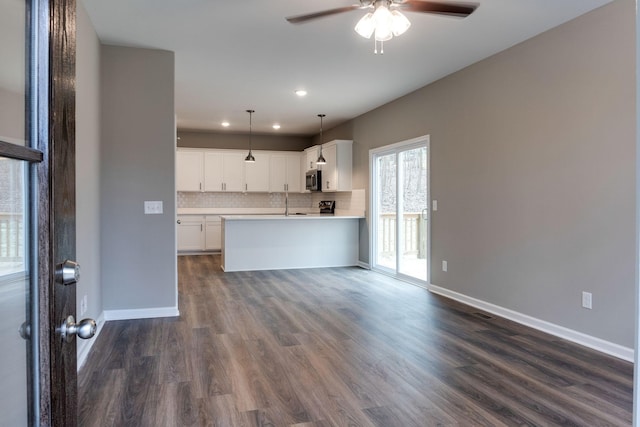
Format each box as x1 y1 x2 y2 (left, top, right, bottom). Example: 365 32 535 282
177 219 181 224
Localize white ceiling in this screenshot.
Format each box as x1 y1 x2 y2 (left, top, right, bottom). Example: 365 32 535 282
82 0 613 136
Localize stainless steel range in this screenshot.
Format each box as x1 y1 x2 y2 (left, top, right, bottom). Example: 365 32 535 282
319 200 335 214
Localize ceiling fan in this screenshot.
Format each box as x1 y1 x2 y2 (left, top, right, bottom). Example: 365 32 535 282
285 0 478 24
286 1 478 52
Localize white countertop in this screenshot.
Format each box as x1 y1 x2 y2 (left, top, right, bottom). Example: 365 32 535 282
221 214 363 220
178 208 365 218
178 208 290 215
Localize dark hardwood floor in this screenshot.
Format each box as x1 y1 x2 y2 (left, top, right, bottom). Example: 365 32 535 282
78 255 633 426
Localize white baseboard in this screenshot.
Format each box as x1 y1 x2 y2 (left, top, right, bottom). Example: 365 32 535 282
428 284 634 362
77 311 105 371
103 306 180 321
357 261 371 269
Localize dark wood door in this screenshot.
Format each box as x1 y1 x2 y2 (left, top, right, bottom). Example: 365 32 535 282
0 0 80 425
41 0 80 425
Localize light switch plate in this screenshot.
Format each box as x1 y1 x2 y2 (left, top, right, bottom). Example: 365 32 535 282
144 201 163 214
432 200 438 211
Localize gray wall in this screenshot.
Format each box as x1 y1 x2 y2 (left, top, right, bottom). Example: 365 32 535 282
100 45 177 311
75 1 102 327
322 0 635 347
177 129 311 151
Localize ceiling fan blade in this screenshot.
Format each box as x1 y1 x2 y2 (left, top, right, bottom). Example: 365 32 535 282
398 1 478 18
286 5 364 24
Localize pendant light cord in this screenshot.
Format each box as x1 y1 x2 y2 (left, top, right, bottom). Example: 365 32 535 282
317 114 327 165
245 109 256 162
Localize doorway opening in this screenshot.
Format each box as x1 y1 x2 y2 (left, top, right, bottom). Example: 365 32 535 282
370 136 430 285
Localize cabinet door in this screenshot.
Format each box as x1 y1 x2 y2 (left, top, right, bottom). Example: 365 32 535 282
203 151 224 191
269 155 287 192
176 150 203 191
205 217 221 250
305 146 318 171
286 154 302 192
321 144 337 191
223 152 245 192
244 154 269 192
177 216 204 251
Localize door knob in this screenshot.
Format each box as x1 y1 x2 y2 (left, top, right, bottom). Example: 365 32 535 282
58 315 97 342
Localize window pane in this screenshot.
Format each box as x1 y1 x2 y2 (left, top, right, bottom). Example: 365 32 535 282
0 0 26 146
398 146 428 281
0 157 28 426
376 153 396 270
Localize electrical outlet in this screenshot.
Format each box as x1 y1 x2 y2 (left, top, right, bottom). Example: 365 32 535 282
144 200 163 214
442 260 448 272
582 291 592 309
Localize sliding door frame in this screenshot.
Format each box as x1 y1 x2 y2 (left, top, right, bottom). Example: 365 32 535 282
369 135 431 286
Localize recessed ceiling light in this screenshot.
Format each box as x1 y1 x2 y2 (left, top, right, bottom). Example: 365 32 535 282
295 90 307 97
221 121 230 127
272 124 281 130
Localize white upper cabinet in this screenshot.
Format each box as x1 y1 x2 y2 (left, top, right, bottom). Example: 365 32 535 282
319 140 352 192
304 145 319 171
176 148 314 193
244 151 270 192
176 150 204 191
203 151 222 191
203 151 245 192
223 152 245 192
286 153 302 192
269 152 301 192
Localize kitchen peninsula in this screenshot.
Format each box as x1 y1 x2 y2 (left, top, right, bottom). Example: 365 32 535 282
221 214 362 272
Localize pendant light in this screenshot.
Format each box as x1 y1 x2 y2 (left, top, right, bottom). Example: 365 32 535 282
244 109 256 163
316 114 327 165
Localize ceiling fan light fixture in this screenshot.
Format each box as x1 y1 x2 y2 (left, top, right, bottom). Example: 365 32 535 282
374 26 393 42
355 2 410 43
355 12 375 39
391 10 411 36
372 4 393 41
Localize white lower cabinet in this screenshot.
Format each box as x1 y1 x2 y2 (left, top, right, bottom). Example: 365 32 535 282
177 215 221 252
205 216 222 250
177 215 204 251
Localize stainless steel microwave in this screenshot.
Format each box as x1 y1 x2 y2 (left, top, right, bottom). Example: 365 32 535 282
305 169 322 192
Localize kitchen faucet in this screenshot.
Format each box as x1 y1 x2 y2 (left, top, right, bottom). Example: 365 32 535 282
284 189 289 216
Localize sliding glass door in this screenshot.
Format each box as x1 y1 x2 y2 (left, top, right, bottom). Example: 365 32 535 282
371 137 429 284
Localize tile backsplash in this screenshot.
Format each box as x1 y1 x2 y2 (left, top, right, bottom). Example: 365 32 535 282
178 189 366 215
178 192 313 209
312 189 365 216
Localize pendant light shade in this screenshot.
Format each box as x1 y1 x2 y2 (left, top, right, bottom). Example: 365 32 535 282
245 109 255 163
316 114 327 165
